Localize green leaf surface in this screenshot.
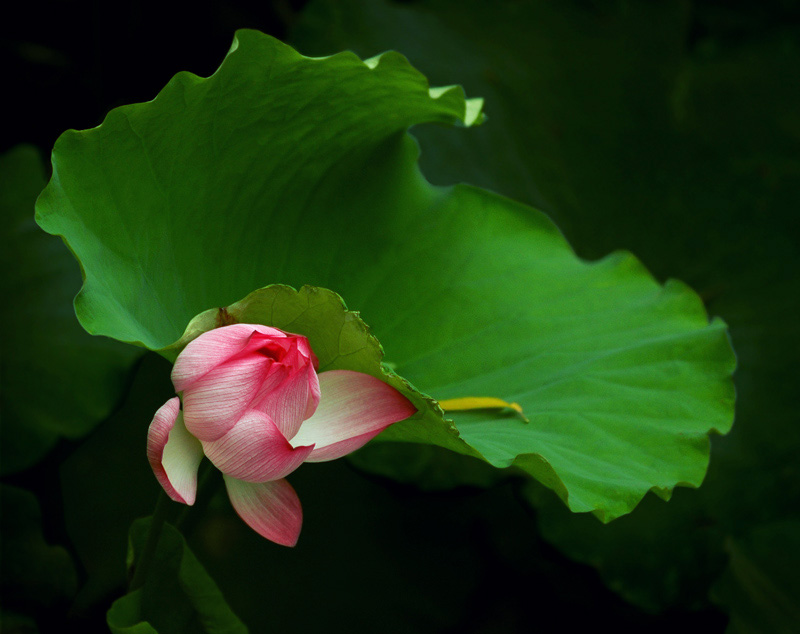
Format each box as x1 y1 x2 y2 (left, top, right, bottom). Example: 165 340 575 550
36 29 734 520
107 518 247 634
0 145 141 475
35 31 480 350
290 0 798 616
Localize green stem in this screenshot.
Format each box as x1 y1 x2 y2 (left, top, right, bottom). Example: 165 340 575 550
128 491 171 592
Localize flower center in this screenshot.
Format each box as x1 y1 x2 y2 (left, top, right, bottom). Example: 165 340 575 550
257 341 290 362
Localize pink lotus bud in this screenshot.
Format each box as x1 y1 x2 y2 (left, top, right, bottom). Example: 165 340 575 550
147 324 416 546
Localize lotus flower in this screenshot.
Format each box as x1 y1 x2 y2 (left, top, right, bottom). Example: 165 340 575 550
147 324 416 546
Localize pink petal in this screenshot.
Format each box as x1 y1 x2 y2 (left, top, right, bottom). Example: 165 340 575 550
224 476 303 547
202 411 314 482
172 324 287 392
295 336 319 370
181 354 286 442
250 361 320 440
303 363 321 421
147 397 204 505
291 370 416 462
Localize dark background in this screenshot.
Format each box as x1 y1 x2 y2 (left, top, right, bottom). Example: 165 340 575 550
3 1 799 632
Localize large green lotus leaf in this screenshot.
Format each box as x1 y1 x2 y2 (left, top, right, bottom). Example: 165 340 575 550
36 30 734 521
291 0 798 614
35 31 482 351
107 518 247 634
0 145 141 475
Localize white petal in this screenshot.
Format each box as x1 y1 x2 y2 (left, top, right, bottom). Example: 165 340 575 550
291 370 416 462
147 398 204 504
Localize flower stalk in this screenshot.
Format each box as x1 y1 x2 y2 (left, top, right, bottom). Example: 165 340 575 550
128 491 171 592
